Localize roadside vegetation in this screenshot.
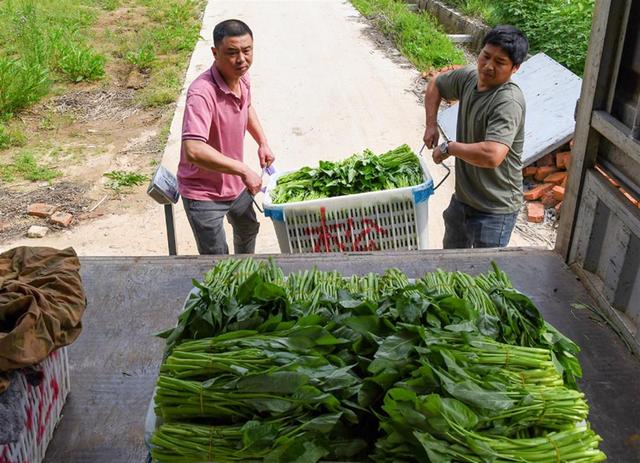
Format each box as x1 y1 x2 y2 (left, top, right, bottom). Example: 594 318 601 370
0 0 205 188
440 0 595 75
103 170 149 192
351 0 466 71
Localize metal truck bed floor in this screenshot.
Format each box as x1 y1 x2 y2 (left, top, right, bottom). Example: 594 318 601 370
43 249 640 462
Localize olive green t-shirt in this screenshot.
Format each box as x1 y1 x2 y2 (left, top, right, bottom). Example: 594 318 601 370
436 65 525 214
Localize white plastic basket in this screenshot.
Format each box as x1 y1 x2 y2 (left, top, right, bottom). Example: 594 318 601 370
263 156 434 253
0 348 70 463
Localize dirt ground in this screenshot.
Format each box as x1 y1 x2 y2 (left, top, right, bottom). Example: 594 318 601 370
0 0 554 257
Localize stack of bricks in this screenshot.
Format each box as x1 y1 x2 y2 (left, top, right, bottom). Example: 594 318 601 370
522 150 571 223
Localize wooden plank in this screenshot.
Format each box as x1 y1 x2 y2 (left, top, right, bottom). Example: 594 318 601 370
570 175 600 266
614 234 640 322
604 0 633 112
586 169 640 238
582 197 610 273
557 0 614 258
571 263 639 350
41 251 640 462
601 214 631 303
571 170 640 346
592 110 640 166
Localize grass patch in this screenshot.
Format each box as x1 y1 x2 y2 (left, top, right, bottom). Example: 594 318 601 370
104 170 149 191
100 0 205 108
0 151 62 182
438 0 594 75
498 0 594 75
0 123 27 150
441 0 501 25
0 0 106 117
351 0 465 70
140 64 183 107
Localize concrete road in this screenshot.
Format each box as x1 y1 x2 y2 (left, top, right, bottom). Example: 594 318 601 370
161 0 456 254
2 0 532 256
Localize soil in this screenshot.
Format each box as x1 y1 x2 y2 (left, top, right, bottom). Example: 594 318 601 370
0 85 168 241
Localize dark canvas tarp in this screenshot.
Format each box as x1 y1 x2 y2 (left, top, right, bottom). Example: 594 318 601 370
0 246 85 392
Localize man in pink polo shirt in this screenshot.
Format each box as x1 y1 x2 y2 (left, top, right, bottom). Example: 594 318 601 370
178 19 274 254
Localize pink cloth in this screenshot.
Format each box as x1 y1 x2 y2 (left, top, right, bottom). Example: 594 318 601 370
177 64 251 201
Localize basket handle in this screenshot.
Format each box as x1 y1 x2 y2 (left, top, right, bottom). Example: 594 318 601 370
419 143 451 191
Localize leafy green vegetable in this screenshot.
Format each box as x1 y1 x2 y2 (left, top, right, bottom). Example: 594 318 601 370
151 258 605 463
270 144 424 204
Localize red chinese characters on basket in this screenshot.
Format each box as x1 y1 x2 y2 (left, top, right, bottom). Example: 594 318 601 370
305 208 388 253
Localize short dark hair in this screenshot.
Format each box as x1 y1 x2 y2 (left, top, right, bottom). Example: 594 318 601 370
213 19 253 47
482 25 529 66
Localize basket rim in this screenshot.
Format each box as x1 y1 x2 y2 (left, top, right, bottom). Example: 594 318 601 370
263 155 434 210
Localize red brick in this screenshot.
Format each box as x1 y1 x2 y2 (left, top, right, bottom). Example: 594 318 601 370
551 186 565 201
50 212 73 227
527 202 545 223
544 171 568 185
77 211 105 221
555 201 563 217
534 166 559 182
536 153 555 167
524 183 554 201
620 189 639 207
556 151 572 169
27 203 57 218
595 164 620 187
541 191 560 208
523 166 537 177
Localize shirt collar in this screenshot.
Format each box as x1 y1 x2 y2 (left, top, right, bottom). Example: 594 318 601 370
211 63 237 96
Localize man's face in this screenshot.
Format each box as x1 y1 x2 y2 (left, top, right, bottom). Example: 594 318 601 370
477 44 519 89
212 34 253 79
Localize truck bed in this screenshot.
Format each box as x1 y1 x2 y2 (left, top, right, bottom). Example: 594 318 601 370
43 249 640 462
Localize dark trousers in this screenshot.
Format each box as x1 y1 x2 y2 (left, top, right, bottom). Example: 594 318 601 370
183 190 259 255
443 195 518 249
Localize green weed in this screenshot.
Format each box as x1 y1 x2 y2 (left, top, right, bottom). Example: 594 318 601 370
0 151 62 182
98 0 120 11
0 58 49 117
39 109 75 131
140 64 183 107
0 0 104 117
56 44 106 82
351 0 465 70
126 44 157 72
0 123 27 150
104 170 149 190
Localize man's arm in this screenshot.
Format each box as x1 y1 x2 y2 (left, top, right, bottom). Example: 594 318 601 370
183 140 262 194
433 140 509 168
423 78 442 149
247 106 275 167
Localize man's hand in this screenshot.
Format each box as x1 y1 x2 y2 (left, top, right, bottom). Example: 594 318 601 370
432 144 450 165
241 168 262 195
423 125 440 150
258 144 275 168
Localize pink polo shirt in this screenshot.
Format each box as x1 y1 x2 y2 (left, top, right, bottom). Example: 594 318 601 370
177 64 251 201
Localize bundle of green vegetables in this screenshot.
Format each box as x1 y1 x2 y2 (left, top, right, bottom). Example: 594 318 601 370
269 144 424 204
151 259 605 463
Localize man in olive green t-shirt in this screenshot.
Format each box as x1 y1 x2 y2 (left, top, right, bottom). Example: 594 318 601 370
423 25 529 248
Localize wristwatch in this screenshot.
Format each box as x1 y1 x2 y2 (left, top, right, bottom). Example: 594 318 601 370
438 141 450 155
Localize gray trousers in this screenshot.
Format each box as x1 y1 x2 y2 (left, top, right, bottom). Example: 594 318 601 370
183 191 259 255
